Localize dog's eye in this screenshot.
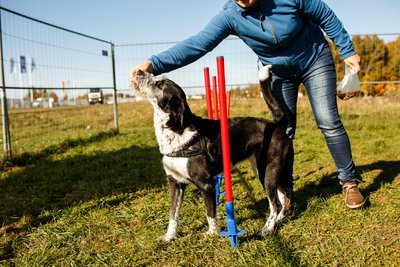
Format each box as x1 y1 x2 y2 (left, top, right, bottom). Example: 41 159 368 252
156 80 165 89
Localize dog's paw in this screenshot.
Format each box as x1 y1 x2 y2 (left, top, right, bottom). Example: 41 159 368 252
205 216 219 236
258 64 272 82
255 227 274 237
158 234 176 243
205 229 219 236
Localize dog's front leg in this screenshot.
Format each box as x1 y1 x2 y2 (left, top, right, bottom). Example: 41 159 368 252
201 184 219 236
163 176 187 242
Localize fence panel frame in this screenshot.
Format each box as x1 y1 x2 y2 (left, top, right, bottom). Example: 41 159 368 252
0 8 11 160
0 6 119 160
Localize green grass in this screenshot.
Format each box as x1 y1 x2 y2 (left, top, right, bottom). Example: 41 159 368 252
1 94 399 266
2 104 116 162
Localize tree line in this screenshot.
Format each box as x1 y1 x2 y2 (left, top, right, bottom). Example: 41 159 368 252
230 35 400 98
330 35 400 96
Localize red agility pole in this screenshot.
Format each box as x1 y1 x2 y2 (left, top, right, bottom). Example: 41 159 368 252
212 76 219 120
216 56 244 248
203 67 213 120
216 57 233 203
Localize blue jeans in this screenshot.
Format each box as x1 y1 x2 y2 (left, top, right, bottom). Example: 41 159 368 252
270 45 355 183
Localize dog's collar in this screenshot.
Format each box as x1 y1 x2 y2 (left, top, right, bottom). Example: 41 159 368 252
165 135 207 158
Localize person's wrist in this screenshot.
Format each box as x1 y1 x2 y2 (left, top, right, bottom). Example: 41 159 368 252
344 54 361 73
143 60 153 73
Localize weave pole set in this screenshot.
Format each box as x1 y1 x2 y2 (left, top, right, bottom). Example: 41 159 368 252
203 56 244 248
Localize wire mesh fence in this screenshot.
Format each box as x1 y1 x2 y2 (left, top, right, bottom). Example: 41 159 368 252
1 7 114 105
0 7 118 161
1 5 399 163
116 33 400 96
115 39 259 96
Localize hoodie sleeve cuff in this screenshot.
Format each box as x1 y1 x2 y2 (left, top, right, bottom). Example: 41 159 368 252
149 55 162 76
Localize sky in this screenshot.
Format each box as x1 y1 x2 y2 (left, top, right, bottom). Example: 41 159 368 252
2 0 400 45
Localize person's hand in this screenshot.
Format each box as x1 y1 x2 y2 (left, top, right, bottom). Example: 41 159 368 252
344 54 361 74
130 60 153 90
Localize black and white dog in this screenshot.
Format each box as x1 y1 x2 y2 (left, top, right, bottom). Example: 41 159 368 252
133 65 293 241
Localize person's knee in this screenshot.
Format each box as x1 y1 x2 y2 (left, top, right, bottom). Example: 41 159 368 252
317 115 346 138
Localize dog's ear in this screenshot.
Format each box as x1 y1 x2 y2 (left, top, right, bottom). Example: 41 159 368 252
167 96 187 134
155 79 165 90
158 93 186 134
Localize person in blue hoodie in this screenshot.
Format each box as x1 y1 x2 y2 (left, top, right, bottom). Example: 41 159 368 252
131 0 364 209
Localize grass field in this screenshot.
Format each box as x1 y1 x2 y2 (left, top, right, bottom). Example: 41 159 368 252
1 93 399 266
1 104 116 163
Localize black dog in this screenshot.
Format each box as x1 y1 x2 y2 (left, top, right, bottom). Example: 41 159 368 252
134 65 292 241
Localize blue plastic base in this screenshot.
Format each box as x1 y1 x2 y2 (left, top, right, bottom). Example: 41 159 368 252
220 201 245 248
214 174 225 205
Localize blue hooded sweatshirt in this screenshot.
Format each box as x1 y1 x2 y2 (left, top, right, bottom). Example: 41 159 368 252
150 0 355 78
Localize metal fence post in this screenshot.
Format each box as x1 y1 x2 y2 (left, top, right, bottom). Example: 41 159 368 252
0 8 12 160
111 42 119 130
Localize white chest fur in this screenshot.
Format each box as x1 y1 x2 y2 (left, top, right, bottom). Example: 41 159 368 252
162 156 191 184
153 108 196 155
152 105 196 184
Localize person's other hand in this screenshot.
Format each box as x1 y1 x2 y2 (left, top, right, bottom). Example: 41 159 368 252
344 54 361 74
130 60 153 90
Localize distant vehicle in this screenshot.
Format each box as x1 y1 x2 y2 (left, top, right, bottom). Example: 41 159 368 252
88 88 104 104
32 97 55 108
32 98 45 108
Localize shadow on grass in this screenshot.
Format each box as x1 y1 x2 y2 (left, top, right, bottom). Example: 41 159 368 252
292 160 400 214
2 130 119 169
0 132 165 232
234 159 400 264
2 129 398 263
241 233 302 266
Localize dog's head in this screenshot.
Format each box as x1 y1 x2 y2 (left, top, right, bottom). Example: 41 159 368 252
134 70 192 134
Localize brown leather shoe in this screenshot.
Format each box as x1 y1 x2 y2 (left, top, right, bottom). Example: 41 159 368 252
341 181 365 209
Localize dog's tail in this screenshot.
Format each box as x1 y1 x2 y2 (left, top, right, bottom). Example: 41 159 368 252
258 65 286 123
